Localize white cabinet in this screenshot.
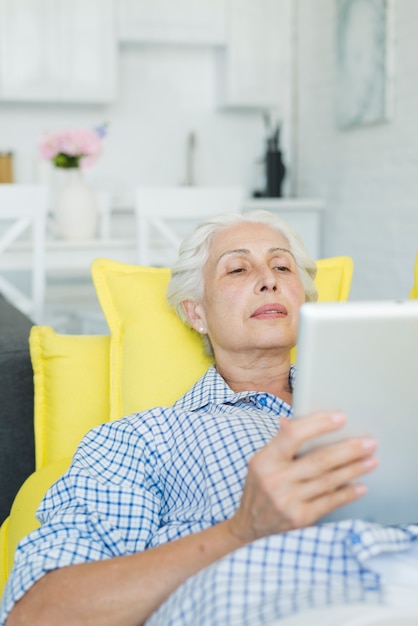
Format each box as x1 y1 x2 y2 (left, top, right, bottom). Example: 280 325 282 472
217 0 292 109
117 0 226 45
0 0 116 102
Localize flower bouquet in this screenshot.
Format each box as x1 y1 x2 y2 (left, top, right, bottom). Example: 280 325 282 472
39 123 108 240
39 123 108 169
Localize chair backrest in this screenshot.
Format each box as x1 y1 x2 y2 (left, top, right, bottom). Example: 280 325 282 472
135 186 245 266
0 185 49 323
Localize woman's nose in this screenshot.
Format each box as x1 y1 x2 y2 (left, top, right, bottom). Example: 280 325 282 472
257 268 278 292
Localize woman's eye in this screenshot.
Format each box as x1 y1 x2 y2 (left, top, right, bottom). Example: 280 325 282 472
274 265 290 272
228 267 246 274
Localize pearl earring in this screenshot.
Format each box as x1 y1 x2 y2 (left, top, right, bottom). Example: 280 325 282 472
199 327 205 333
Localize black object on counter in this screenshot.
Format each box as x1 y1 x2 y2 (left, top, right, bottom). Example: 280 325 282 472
266 149 285 197
252 116 287 198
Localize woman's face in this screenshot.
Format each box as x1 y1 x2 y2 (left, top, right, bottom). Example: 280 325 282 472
184 222 306 360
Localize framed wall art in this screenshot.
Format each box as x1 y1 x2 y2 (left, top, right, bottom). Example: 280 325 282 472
336 0 390 129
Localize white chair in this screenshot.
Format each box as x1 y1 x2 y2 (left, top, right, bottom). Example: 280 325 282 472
0 184 48 323
135 186 245 266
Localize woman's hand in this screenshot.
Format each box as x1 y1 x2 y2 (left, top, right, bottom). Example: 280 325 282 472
228 412 378 543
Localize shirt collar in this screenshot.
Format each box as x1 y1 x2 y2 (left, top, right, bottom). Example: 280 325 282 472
173 364 296 413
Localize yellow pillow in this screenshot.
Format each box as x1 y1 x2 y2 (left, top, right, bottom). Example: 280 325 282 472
291 256 353 363
92 259 213 421
30 327 110 470
315 256 354 302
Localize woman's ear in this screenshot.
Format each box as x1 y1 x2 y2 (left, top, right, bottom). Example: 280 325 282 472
182 300 207 334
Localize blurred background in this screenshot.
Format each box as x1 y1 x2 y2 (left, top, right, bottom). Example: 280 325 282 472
0 0 417 320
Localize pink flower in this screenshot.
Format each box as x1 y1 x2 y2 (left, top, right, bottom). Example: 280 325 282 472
39 125 106 169
39 131 65 160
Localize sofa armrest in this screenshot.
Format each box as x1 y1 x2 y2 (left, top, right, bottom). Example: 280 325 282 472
0 295 35 525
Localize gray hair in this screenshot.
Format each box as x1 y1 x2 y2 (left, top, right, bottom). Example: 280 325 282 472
167 210 318 353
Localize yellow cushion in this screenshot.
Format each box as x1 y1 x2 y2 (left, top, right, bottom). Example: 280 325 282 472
290 256 354 362
314 256 354 302
92 259 213 421
30 327 110 470
409 252 418 299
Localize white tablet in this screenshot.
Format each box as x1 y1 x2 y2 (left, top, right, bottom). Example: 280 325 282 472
293 300 418 525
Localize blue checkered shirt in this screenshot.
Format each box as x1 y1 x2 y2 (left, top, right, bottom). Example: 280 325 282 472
1 365 418 625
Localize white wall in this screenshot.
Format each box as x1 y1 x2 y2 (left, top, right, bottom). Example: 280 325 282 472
0 12 294 333
0 43 267 203
296 0 418 300
5 0 417 306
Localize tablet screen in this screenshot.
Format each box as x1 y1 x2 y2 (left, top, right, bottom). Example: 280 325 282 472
293 300 418 525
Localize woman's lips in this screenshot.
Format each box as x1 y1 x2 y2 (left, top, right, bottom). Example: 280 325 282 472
250 303 288 319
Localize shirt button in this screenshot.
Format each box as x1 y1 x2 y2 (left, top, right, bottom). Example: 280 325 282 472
259 396 267 407
349 532 361 544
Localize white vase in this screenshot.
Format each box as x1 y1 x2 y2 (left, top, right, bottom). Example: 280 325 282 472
54 168 98 240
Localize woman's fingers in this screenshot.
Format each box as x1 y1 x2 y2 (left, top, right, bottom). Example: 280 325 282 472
290 435 378 482
253 411 348 473
250 453 377 531
277 482 370 530
235 411 379 537
252 411 378 478
299 454 378 501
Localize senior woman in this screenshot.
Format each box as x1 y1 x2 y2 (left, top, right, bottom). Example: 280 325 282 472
2 211 388 626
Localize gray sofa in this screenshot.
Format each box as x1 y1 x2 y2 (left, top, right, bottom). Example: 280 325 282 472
0 295 35 524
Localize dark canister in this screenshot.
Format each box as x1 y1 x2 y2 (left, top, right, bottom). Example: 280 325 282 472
266 149 285 197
